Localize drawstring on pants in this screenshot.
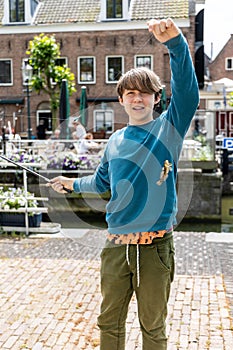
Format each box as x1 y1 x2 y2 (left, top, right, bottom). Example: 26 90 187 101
125 244 140 288
136 244 140 287
126 244 130 265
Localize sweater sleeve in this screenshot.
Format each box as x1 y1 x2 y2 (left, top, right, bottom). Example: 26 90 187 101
164 33 199 137
73 150 110 194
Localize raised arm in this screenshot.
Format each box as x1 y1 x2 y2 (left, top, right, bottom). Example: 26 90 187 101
149 18 199 137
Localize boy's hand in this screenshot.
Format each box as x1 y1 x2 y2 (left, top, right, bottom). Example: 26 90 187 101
147 18 180 43
46 176 75 194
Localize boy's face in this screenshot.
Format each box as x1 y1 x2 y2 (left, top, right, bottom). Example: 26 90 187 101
119 89 158 125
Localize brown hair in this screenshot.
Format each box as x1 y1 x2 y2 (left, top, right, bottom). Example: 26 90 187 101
116 67 163 99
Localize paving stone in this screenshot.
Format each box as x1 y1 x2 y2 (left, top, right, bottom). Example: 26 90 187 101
0 231 233 349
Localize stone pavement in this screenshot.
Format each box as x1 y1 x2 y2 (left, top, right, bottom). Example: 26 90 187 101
0 230 233 350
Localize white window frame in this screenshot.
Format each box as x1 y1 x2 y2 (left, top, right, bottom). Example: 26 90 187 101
93 108 114 133
99 0 130 21
106 55 124 83
225 57 233 71
2 0 40 25
78 56 96 84
0 59 13 86
134 55 153 70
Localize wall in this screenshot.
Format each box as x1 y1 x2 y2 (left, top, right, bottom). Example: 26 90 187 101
177 169 222 223
0 21 196 137
209 35 233 81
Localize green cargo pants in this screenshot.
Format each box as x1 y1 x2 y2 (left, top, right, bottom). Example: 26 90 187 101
97 233 175 350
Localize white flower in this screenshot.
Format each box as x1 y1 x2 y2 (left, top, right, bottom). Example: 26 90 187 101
0 187 39 212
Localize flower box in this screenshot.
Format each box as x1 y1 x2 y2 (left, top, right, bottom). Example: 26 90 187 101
0 187 40 212
0 212 42 227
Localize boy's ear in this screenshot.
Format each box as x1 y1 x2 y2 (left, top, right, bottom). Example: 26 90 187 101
118 96 123 105
154 96 161 105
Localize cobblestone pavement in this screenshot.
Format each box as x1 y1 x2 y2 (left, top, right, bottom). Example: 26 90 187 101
0 230 232 350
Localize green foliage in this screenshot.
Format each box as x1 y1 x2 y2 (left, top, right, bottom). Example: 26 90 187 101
193 134 207 146
27 33 60 70
0 187 39 215
191 144 213 161
192 135 213 161
229 92 233 107
26 33 76 128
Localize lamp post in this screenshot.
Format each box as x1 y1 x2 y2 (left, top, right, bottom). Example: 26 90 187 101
22 61 33 139
0 107 6 154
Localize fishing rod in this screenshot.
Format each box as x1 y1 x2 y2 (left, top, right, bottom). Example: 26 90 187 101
0 154 72 193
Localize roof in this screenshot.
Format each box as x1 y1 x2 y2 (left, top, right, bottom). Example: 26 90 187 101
131 0 189 21
36 0 189 24
0 0 3 22
35 0 101 24
27 0 189 25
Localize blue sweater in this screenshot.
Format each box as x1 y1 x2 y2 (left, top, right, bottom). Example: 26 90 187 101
73 33 199 234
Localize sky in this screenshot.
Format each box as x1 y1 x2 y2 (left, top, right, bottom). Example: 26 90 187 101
203 0 233 59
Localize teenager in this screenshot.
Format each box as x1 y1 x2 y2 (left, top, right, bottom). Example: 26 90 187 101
47 18 199 350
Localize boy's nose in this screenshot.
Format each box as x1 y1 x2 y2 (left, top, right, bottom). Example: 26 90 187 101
133 93 143 101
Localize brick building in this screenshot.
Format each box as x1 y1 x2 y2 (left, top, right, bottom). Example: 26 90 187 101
201 34 233 137
0 0 198 139
209 35 233 82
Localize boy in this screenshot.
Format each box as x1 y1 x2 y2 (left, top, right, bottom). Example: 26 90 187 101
48 18 199 350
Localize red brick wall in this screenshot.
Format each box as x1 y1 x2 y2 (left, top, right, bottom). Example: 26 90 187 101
209 35 233 81
0 22 196 137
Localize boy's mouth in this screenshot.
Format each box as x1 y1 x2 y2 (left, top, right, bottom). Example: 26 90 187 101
132 106 144 110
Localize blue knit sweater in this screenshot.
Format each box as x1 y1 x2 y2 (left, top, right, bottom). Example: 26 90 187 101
73 33 199 234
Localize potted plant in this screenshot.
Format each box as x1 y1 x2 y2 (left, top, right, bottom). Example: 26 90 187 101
0 187 42 227
47 152 101 171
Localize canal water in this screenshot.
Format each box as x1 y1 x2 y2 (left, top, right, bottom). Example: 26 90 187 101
175 196 232 233
44 196 233 233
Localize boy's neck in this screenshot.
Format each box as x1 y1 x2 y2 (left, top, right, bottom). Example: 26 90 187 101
128 117 153 126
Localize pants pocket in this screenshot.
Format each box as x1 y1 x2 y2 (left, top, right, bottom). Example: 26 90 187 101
154 239 175 282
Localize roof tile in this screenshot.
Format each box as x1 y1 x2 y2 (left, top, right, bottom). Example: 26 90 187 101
0 0 4 21
131 0 189 20
35 0 101 24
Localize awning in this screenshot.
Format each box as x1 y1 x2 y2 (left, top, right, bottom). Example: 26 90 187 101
76 96 118 103
0 98 24 105
213 78 233 87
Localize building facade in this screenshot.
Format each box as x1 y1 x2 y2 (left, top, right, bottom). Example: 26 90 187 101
201 34 233 138
0 0 197 139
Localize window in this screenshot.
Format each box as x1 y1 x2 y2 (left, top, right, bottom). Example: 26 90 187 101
229 112 233 137
78 57 96 84
30 0 38 16
218 112 227 133
0 59 13 85
226 58 233 70
107 0 122 19
55 57 68 67
106 56 123 83
134 55 153 70
94 109 114 133
48 58 68 85
99 0 130 21
9 0 25 22
3 0 39 25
